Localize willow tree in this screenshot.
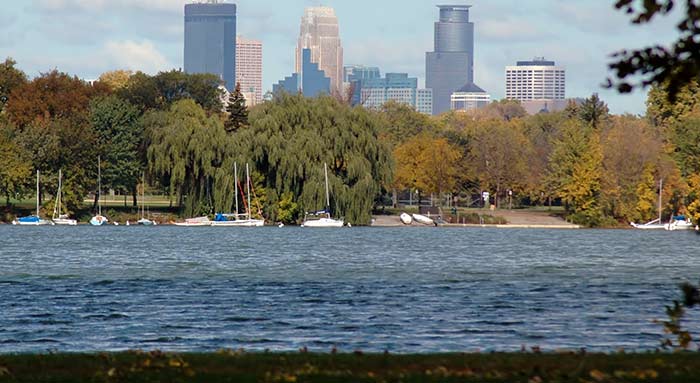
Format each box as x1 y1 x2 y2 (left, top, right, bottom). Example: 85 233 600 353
145 99 231 217
231 94 392 225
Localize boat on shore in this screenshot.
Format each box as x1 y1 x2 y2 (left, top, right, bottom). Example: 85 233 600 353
400 213 413 225
412 213 436 226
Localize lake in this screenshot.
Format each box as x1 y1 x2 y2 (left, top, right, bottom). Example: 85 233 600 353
0 226 698 353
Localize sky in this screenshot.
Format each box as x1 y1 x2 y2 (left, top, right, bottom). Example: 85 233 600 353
0 0 685 115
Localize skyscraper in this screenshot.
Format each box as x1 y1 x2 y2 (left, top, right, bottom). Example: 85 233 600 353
426 4 474 115
506 58 566 114
296 7 343 95
184 1 237 91
273 48 331 98
236 36 263 106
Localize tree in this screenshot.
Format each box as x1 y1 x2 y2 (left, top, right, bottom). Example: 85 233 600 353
0 58 27 114
393 133 463 203
231 94 393 225
635 164 659 222
646 80 700 128
98 70 133 91
547 121 604 226
146 99 229 217
469 119 532 207
5 70 108 128
225 83 249 133
600 115 663 221
119 70 224 113
90 96 144 206
578 94 609 129
0 120 31 205
608 0 700 99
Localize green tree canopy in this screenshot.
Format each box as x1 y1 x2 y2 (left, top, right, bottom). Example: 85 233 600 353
225 83 249 133
0 58 27 114
232 94 393 225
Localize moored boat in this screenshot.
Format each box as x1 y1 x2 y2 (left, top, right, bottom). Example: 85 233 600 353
301 163 344 228
14 170 52 226
173 216 212 227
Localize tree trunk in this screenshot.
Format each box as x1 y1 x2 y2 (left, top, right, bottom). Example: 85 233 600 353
392 188 397 208
92 192 99 211
132 185 138 207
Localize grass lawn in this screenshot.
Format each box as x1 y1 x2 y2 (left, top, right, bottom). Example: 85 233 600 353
0 351 698 382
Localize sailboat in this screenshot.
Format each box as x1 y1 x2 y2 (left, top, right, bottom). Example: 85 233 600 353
52 169 77 225
89 156 109 226
302 163 344 228
211 163 265 227
137 172 156 226
13 170 53 226
631 179 665 230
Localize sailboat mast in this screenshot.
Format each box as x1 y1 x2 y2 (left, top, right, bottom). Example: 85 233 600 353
246 163 251 216
658 178 663 223
98 155 102 215
36 169 40 217
141 171 145 219
55 169 62 219
324 163 330 210
234 163 239 215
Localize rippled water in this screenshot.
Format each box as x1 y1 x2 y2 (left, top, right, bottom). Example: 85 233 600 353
1 225 699 353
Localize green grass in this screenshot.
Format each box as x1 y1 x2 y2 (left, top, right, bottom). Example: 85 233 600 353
0 351 698 382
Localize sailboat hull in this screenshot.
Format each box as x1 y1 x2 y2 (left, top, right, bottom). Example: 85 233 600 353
53 218 77 226
302 218 344 228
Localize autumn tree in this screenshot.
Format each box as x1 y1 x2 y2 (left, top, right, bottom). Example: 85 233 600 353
98 70 133 91
0 58 27 114
5 70 108 128
547 121 604 226
470 119 533 207
394 133 462 204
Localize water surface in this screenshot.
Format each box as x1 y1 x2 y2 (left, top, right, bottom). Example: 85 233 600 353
0 226 698 353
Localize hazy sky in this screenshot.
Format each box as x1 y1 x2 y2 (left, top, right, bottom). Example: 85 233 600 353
0 0 684 114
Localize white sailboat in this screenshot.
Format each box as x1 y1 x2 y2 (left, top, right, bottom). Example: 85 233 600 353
136 171 156 226
211 163 264 227
13 170 53 226
631 179 665 230
90 156 109 226
173 216 212 227
302 163 344 228
52 169 77 225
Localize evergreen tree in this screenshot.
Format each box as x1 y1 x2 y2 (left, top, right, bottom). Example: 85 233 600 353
578 93 609 129
225 83 249 133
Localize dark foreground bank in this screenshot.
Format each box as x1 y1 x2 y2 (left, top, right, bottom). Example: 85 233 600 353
0 351 698 382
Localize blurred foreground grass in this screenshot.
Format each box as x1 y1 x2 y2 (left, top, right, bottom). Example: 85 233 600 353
1 350 699 382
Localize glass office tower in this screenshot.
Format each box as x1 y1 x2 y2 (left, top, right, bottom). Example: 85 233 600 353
426 5 474 115
184 1 237 91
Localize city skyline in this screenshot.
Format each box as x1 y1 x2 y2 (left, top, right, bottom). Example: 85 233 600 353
0 0 685 115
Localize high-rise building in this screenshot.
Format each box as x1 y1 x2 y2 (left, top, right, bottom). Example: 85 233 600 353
506 58 566 114
184 1 237 91
358 72 432 115
344 65 380 106
416 89 433 115
296 7 343 95
451 83 490 111
235 36 263 106
426 4 475 115
273 48 331 98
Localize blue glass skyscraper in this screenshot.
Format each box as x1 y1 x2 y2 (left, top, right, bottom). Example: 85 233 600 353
184 2 237 91
426 4 474 115
273 49 330 98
